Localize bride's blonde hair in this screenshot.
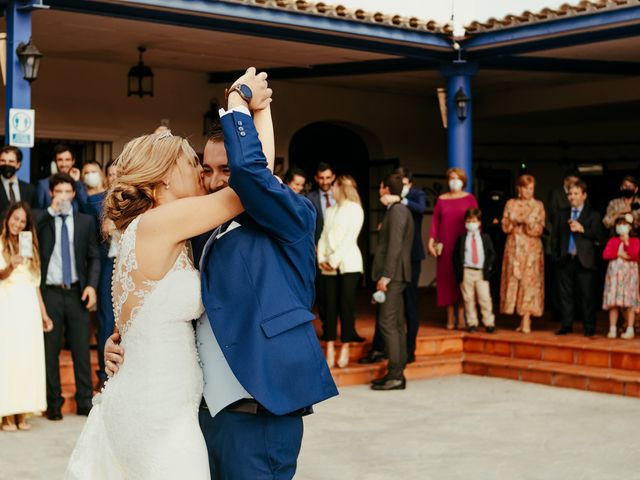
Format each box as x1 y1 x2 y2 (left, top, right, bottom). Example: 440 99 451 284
104 133 198 231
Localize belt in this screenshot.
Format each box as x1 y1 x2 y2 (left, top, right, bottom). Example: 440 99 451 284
464 267 482 271
46 282 79 290
200 398 313 417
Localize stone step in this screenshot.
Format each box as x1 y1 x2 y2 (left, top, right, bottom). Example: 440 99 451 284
330 353 463 387
464 353 640 397
321 331 463 362
464 331 640 372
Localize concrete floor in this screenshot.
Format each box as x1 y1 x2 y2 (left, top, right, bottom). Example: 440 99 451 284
1 376 639 480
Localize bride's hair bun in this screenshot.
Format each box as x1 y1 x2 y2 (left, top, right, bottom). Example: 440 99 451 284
103 133 197 231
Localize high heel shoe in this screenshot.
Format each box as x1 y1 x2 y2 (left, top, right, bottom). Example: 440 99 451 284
1 416 17 432
326 342 336 368
621 326 635 340
337 344 350 368
16 415 31 431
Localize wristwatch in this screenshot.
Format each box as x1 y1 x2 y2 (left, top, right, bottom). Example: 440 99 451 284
224 83 253 104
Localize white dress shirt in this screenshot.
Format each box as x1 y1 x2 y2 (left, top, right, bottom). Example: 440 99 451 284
1 177 20 202
320 189 336 219
45 208 79 285
463 231 485 269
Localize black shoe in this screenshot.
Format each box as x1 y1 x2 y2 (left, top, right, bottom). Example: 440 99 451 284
352 334 366 343
485 326 496 334
371 375 405 386
556 327 573 335
467 326 478 333
358 350 386 365
406 354 416 364
371 378 406 391
77 405 92 416
46 408 63 421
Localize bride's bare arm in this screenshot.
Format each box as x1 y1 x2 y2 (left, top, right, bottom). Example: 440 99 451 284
254 104 274 172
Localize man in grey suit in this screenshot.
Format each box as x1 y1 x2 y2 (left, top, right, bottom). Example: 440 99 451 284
370 173 414 391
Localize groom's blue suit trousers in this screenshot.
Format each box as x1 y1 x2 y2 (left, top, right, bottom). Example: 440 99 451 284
199 409 303 480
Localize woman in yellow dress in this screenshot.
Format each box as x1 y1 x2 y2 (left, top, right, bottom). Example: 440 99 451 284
500 175 545 333
0 202 53 431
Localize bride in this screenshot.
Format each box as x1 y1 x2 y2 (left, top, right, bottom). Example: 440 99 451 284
65 70 273 479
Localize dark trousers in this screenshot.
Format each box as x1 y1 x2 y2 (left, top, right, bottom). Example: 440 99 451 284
322 271 360 342
96 256 115 381
377 281 408 380
404 261 421 357
557 257 597 332
42 285 92 411
315 271 328 337
199 409 303 480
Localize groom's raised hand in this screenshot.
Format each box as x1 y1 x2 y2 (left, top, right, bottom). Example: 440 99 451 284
227 67 272 111
105 332 124 377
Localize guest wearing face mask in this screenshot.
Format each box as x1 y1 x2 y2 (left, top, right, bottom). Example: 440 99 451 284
603 176 640 233
602 214 640 339
0 146 37 216
453 208 496 332
428 167 478 330
80 162 113 390
499 175 546 334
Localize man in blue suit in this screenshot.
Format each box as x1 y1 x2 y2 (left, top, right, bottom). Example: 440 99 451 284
36 144 87 211
106 69 337 479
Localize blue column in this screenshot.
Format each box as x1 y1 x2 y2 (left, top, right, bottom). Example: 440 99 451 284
5 1 34 182
440 62 478 192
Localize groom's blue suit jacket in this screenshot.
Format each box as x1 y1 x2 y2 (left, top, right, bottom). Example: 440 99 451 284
199 111 338 416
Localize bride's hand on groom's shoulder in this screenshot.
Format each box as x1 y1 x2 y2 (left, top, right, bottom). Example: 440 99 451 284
105 332 124 377
228 67 273 112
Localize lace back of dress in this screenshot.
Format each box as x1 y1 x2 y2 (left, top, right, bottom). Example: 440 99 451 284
112 215 194 336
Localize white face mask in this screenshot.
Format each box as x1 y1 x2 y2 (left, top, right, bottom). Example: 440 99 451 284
449 178 463 192
401 185 410 198
83 172 102 189
616 224 631 236
465 222 479 233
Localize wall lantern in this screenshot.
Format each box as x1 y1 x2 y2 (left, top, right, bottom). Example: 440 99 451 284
16 38 43 82
453 87 470 121
203 99 219 135
128 46 154 98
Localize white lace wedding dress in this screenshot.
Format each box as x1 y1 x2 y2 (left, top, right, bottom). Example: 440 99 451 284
65 215 210 479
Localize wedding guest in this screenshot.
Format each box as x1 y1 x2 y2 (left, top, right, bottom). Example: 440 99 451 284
602 214 639 339
317 175 364 369
428 167 478 329
35 145 88 211
80 161 113 389
500 175 545 334
0 202 52 431
307 162 336 339
553 181 605 337
105 159 118 186
370 174 413 390
602 176 640 232
37 173 100 420
0 146 37 216
284 167 307 194
453 208 496 333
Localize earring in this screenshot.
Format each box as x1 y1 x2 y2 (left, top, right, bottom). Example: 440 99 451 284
163 181 170 190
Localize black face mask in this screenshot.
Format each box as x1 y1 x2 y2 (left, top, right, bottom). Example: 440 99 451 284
0 165 16 179
621 189 635 199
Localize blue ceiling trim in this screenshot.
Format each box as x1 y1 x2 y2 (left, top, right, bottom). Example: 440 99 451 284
43 0 452 60
464 5 640 57
209 58 436 83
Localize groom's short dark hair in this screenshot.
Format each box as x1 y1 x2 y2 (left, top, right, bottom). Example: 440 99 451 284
206 123 224 144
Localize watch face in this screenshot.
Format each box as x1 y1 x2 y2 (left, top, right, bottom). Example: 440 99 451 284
239 84 253 100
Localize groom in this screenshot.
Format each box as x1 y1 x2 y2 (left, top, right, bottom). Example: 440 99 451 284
106 69 338 479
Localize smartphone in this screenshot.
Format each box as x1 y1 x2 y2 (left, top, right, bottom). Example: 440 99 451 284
19 231 33 258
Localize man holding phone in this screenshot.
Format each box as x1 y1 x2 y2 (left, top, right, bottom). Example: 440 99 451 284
36 173 100 420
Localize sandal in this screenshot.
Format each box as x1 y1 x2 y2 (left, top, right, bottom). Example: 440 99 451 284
1 416 17 432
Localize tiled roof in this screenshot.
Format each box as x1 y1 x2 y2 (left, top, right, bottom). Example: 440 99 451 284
223 0 640 37
226 0 451 34
466 0 640 34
